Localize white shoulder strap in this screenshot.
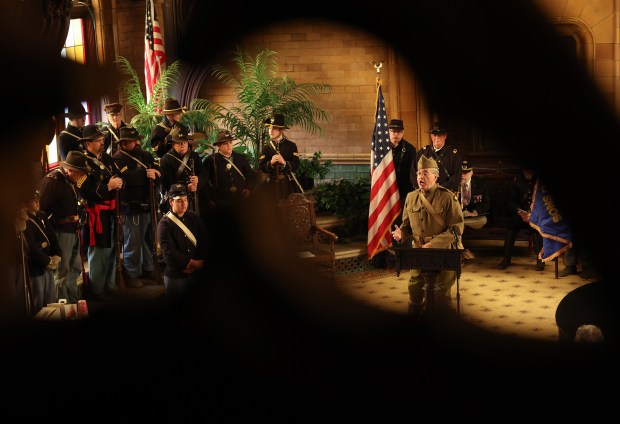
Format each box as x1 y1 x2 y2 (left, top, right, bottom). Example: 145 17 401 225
165 212 197 246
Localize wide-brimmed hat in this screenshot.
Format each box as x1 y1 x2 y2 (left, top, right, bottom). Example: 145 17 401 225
388 119 404 130
214 129 234 145
429 122 449 135
417 155 439 170
264 113 288 129
163 98 187 114
119 126 141 142
168 183 188 200
461 160 473 172
79 124 107 142
169 127 193 143
104 102 123 114
60 151 89 173
65 102 89 118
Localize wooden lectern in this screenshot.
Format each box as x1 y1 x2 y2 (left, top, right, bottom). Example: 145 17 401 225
392 245 464 314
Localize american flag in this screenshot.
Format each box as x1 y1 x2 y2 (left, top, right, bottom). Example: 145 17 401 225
144 0 166 104
367 83 400 259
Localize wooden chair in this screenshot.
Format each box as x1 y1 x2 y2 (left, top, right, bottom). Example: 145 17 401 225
279 193 338 279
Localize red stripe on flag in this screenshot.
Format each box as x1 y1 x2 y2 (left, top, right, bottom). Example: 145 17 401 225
367 82 401 259
145 0 166 105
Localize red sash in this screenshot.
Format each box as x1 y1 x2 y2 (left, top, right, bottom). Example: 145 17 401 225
85 199 116 246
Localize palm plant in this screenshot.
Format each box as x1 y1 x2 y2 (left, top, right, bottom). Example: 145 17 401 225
191 47 332 167
116 56 219 155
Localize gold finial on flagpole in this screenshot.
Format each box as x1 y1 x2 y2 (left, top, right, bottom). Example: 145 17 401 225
371 61 383 75
371 61 383 86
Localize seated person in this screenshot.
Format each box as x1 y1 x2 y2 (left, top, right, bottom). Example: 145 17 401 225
460 160 491 231
497 166 544 271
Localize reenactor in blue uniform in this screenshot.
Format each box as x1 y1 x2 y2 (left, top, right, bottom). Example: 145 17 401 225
149 98 190 158
57 101 88 161
410 122 463 193
38 150 89 304
158 127 207 215
258 113 302 201
113 126 161 287
102 102 128 155
79 124 124 300
203 129 255 211
22 190 62 313
387 119 417 226
157 183 208 298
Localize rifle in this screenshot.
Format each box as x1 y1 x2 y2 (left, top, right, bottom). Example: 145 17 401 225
77 199 89 289
149 179 163 285
18 229 34 317
114 186 126 294
188 156 200 215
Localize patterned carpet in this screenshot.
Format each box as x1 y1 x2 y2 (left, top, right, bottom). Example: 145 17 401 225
335 245 594 342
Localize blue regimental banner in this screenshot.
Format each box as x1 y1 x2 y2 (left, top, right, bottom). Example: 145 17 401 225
528 178 573 262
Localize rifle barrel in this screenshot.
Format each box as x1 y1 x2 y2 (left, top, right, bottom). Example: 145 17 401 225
149 179 163 285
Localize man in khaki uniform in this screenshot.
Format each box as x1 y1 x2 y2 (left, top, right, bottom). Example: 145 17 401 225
392 155 464 314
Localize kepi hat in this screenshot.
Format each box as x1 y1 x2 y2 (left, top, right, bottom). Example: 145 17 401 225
163 98 187 114
429 122 448 135
79 124 107 142
264 113 289 129
119 126 141 142
214 129 234 145
388 119 404 130
104 102 123 114
417 155 439 170
65 102 89 118
461 160 473 172
168 183 188 200
60 151 89 173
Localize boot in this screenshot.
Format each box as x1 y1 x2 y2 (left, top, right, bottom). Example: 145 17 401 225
558 266 577 277
497 229 517 269
531 231 544 265
534 258 545 271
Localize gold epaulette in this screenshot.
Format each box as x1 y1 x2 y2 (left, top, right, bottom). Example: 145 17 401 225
76 174 87 188
119 165 128 173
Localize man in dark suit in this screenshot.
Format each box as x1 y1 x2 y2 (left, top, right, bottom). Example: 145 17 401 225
387 119 416 226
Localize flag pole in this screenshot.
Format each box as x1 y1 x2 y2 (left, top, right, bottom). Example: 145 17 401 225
368 61 400 260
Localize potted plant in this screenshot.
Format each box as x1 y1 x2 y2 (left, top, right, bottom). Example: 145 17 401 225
297 151 333 190
115 56 220 157
191 47 332 168
313 176 371 241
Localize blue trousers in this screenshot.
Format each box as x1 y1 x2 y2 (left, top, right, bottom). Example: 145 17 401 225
54 231 82 304
31 269 56 313
122 213 154 279
87 244 117 295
